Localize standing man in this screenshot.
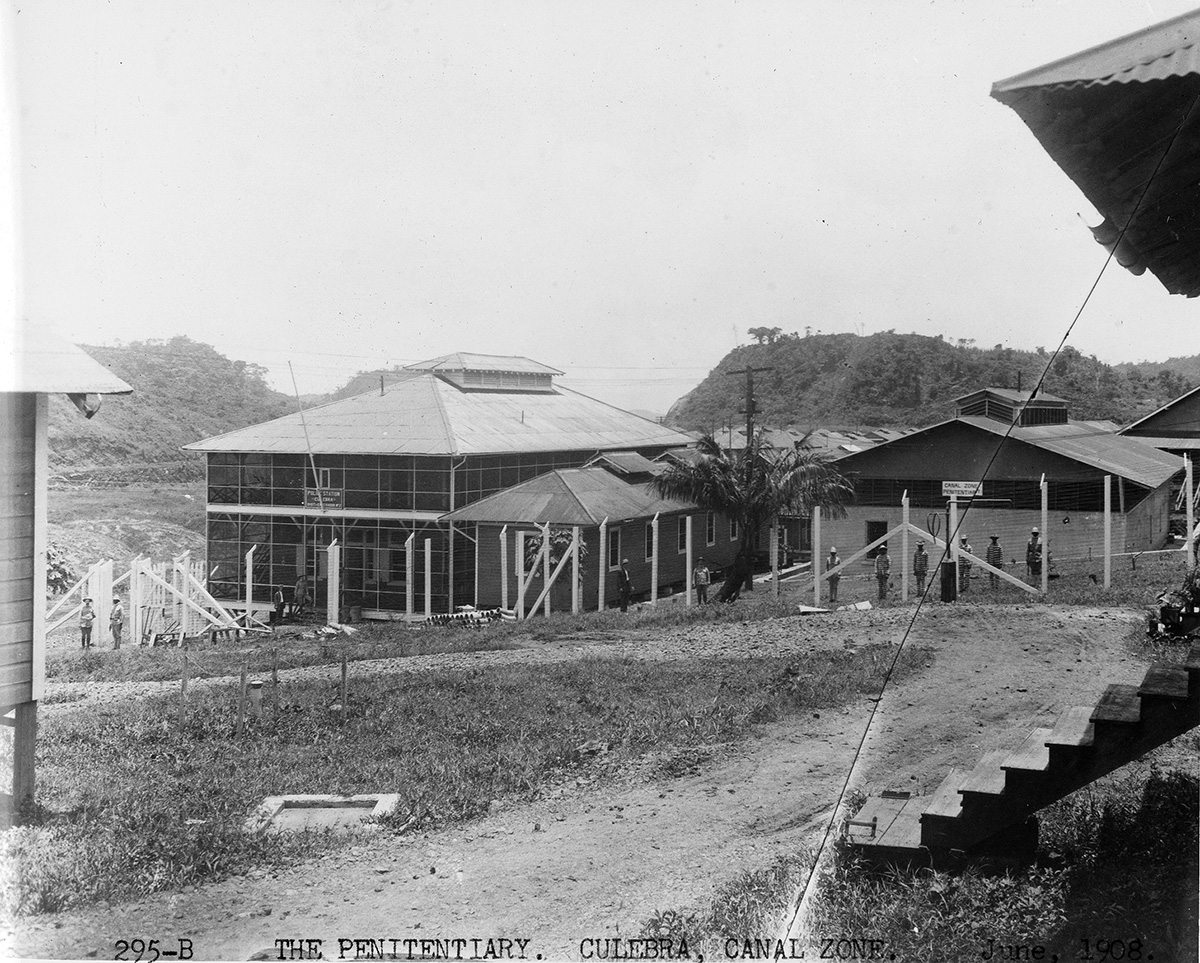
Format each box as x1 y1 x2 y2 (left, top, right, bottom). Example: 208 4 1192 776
874 543 890 601
110 595 125 649
827 547 841 604
617 558 633 612
913 542 929 596
272 585 286 626
291 574 309 618
985 535 1004 589
693 557 711 605
80 597 95 649
1026 528 1042 581
958 536 973 593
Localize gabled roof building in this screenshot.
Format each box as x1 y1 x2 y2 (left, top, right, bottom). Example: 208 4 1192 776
824 387 1184 568
185 354 697 616
1119 384 1200 455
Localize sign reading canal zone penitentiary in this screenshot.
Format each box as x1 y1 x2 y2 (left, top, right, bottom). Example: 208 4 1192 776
942 480 983 498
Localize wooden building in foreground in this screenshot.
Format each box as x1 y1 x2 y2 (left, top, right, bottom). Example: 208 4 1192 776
1 331 131 823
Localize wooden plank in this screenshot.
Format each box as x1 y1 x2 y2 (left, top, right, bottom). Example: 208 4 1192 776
1045 706 1096 748
0 662 33 687
922 768 967 819
1091 684 1142 724
0 623 32 647
846 795 908 843
1003 728 1053 773
959 750 1010 796
0 643 33 669
1138 664 1190 700
1184 644 1200 677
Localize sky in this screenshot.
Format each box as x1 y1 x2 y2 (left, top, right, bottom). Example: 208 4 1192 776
8 0 1199 413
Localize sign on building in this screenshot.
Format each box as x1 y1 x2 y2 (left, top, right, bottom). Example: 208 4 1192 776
942 480 983 498
304 488 344 510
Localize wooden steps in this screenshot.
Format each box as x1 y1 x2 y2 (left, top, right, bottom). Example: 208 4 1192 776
848 646 1200 868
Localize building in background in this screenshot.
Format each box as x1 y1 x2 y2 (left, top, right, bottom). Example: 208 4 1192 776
1 331 131 823
1119 384 1200 458
445 462 742 610
184 353 696 617
825 387 1183 566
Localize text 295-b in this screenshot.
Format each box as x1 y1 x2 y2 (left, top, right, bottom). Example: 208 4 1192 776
114 938 194 961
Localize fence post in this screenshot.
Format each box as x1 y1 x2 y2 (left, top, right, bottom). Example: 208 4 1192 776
1104 475 1112 589
340 656 348 725
516 530 527 619
236 664 248 737
650 513 659 605
500 525 509 611
541 524 551 616
424 538 433 616
244 546 256 631
949 496 960 592
1041 475 1049 595
813 507 822 606
597 519 608 612
770 517 779 599
571 526 581 614
327 540 340 626
179 647 189 730
405 533 415 617
901 492 910 602
1187 454 1195 569
685 514 693 607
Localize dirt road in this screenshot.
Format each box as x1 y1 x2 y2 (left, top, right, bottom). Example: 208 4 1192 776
8 603 1169 960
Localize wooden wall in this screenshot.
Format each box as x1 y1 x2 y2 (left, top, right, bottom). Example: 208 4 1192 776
0 393 41 709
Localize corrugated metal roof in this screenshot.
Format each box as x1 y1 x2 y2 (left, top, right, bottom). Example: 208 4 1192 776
1 328 133 394
1121 435 1200 451
992 9 1200 298
992 9 1200 92
586 450 664 475
444 467 693 525
404 353 563 375
959 416 1184 488
1121 384 1200 433
953 387 1067 405
184 373 693 455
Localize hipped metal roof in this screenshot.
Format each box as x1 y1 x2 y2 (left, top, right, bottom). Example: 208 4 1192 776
404 353 563 375
991 8 1200 297
184 370 693 455
1 328 133 394
443 467 693 526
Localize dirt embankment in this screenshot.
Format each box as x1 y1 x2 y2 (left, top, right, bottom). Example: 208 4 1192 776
9 604 1182 961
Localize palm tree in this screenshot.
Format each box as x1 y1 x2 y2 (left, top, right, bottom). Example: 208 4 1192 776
651 432 853 601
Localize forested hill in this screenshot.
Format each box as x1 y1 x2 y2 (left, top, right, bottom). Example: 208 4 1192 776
49 337 293 480
666 331 1197 434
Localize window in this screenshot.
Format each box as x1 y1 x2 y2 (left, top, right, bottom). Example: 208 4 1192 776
706 512 715 545
645 521 655 561
318 467 331 489
677 516 688 553
730 517 739 540
608 527 621 570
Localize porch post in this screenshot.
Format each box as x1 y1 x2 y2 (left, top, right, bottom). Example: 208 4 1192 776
571 526 581 614
901 492 910 602
424 538 433 616
685 515 693 607
597 519 608 612
650 513 659 605
1041 475 1049 595
813 507 822 606
1103 475 1112 589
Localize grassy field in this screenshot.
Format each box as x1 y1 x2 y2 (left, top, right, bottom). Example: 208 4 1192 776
3 643 929 917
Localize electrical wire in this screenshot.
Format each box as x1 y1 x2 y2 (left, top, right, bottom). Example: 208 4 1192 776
782 85 1200 943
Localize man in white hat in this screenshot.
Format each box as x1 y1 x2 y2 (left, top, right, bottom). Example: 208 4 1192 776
1025 527 1042 580
79 597 95 649
826 546 841 603
110 595 125 649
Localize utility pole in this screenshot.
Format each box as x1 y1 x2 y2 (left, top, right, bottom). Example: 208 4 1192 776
728 366 773 449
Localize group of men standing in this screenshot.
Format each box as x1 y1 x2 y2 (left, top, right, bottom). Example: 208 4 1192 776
822 525 1046 603
78 596 124 649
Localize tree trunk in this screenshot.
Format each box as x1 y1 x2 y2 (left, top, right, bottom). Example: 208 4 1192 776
717 552 753 602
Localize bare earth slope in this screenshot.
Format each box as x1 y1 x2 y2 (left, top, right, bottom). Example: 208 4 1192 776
10 604 1182 961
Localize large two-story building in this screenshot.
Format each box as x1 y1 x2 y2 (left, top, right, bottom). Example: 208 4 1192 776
185 353 700 616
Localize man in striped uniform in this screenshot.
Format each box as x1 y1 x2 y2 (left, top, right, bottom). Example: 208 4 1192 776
985 535 1004 590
